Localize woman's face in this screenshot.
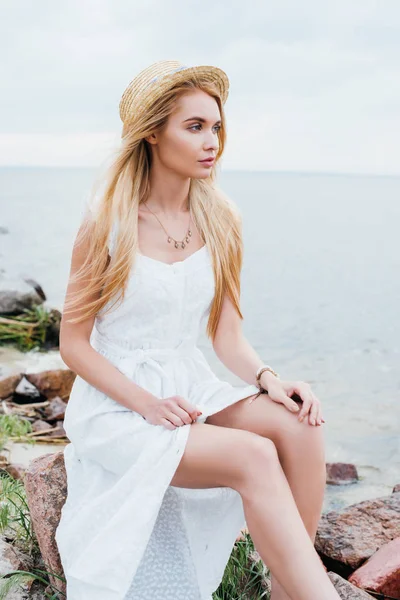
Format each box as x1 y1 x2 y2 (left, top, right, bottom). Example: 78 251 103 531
148 89 221 178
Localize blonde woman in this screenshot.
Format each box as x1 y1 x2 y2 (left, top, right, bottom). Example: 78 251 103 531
55 61 340 600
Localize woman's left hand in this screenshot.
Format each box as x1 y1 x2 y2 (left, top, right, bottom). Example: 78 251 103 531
260 374 325 426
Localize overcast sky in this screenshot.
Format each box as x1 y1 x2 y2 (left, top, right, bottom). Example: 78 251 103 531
0 0 399 174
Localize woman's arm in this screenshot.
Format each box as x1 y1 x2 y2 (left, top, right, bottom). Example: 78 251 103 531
60 218 157 417
61 341 157 416
213 293 324 425
212 293 278 391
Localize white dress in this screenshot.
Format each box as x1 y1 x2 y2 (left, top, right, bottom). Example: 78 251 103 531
55 217 262 600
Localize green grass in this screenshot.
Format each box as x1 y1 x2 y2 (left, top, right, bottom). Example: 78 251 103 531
0 305 57 352
213 531 271 599
0 414 35 454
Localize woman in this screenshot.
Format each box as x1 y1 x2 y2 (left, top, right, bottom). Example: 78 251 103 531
55 60 340 600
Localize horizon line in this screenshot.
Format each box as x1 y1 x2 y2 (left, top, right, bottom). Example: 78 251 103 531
0 165 399 178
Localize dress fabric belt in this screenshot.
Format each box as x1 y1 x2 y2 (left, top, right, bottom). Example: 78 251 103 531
90 329 204 398
91 330 202 363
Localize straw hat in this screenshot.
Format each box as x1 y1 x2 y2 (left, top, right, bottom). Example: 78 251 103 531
119 60 229 134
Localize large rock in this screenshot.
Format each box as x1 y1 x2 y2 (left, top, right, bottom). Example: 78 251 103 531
23 451 66 596
0 373 23 400
25 369 76 401
315 492 400 577
0 278 45 315
328 572 375 598
348 537 400 597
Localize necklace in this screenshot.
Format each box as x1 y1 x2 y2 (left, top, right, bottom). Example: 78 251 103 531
142 200 193 249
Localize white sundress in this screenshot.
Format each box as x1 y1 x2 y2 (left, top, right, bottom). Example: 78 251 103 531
55 215 262 600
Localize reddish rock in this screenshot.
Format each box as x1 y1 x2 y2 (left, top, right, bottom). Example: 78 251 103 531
328 571 375 598
25 369 76 401
32 418 54 432
326 462 359 485
0 373 22 399
43 396 68 421
23 451 66 595
315 492 400 577
31 418 66 438
393 483 400 493
4 462 27 481
47 422 66 438
348 537 400 597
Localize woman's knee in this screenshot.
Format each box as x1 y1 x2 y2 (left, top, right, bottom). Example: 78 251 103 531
279 412 326 449
275 413 327 472
234 432 281 491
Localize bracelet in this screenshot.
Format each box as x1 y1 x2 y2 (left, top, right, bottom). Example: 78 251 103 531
256 365 280 391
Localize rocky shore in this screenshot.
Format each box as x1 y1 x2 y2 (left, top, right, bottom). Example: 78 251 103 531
1 278 399 598
0 366 399 598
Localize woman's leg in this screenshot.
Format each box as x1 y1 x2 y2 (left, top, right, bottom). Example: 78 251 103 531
170 418 339 600
205 392 327 600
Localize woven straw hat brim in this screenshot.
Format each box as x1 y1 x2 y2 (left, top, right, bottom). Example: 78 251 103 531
119 61 229 128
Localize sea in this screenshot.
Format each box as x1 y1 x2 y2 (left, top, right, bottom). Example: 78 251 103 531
1 166 399 513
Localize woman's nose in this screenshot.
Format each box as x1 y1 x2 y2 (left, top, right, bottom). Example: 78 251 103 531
204 135 218 151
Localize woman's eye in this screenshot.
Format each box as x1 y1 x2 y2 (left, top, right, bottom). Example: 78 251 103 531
189 124 221 132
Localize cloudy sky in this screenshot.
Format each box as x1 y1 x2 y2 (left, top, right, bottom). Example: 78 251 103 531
1 0 399 174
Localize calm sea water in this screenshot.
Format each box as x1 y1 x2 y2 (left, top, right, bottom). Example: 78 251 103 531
1 166 399 512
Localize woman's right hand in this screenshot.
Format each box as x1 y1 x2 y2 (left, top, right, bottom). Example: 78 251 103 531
142 396 202 430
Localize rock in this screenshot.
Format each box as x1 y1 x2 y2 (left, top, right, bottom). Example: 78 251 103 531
47 421 66 438
3 463 27 481
25 369 76 401
0 538 29 575
315 492 400 577
14 376 41 401
0 579 47 600
0 373 23 400
31 419 53 432
328 571 375 598
0 278 45 315
393 483 400 493
326 462 359 485
31 418 65 438
0 538 41 598
348 537 400 597
23 452 66 596
42 396 68 421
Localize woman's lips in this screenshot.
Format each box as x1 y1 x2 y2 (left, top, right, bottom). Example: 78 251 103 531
199 158 215 166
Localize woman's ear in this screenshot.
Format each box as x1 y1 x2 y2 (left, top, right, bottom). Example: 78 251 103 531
144 132 158 145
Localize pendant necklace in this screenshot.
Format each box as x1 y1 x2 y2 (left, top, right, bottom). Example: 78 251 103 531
142 200 192 249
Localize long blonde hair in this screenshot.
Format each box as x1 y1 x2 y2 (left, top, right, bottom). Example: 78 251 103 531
63 76 245 343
